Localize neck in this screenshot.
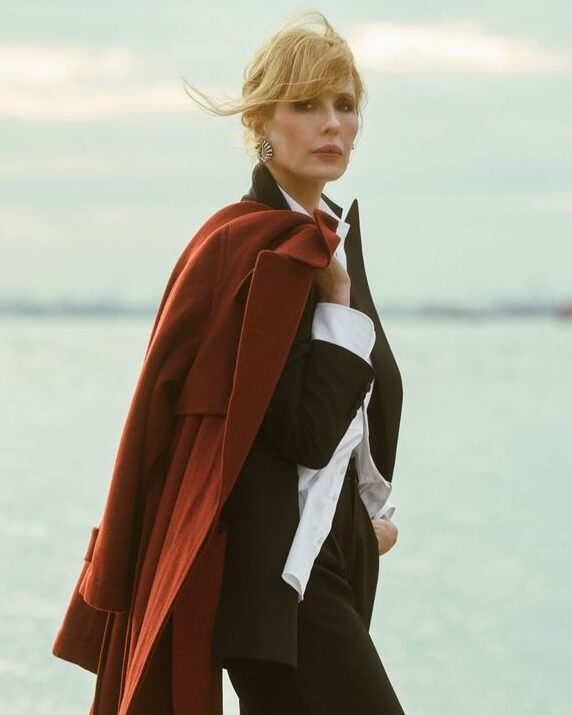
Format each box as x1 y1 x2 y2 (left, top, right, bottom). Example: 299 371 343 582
265 165 324 214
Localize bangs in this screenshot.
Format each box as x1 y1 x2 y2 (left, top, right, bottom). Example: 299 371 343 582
256 31 362 103
272 35 357 102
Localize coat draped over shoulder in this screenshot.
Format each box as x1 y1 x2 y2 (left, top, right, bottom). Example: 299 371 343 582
52 200 343 715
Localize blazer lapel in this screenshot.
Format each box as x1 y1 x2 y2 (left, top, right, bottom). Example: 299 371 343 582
242 163 403 480
342 200 403 480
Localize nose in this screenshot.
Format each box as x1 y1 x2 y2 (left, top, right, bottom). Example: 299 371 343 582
321 103 341 132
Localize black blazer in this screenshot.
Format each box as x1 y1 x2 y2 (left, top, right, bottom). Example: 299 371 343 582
212 163 403 666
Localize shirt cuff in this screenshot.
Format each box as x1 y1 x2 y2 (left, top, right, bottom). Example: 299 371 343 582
311 302 375 361
372 499 396 521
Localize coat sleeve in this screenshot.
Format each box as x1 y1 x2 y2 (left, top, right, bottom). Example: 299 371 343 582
257 287 375 470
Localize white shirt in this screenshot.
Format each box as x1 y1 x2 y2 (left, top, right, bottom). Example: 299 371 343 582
275 185 396 602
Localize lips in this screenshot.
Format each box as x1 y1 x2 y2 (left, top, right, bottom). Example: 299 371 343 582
312 145 343 155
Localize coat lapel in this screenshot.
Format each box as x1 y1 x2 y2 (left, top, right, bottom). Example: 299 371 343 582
242 163 402 480
221 206 340 503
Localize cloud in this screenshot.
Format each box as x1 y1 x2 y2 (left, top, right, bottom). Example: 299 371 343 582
0 208 66 242
2 81 191 121
0 44 141 83
0 205 186 243
0 43 232 121
0 156 116 178
348 20 570 75
0 154 190 179
528 192 572 213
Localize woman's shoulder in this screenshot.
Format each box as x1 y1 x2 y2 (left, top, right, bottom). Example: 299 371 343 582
179 200 260 252
176 198 325 290
194 199 309 251
173 201 283 274
202 199 268 228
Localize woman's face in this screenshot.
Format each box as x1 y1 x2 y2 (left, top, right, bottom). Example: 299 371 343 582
260 79 359 188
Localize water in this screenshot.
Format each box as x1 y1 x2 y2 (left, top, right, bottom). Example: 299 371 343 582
1 315 570 714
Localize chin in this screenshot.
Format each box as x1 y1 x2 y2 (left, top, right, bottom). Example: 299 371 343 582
319 169 347 183
304 166 347 183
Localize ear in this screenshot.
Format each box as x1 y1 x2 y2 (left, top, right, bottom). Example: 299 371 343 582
251 114 267 139
252 102 277 139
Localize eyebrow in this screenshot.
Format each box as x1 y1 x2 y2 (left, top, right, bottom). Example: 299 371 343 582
296 91 356 103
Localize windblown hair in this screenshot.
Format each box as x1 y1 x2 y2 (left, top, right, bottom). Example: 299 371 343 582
182 11 367 158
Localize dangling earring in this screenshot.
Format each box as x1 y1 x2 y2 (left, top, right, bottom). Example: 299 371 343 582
255 138 273 164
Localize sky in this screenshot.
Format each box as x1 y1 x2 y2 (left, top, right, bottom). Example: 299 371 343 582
1 1 571 310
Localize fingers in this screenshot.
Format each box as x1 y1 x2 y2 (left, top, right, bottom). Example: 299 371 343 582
372 518 398 555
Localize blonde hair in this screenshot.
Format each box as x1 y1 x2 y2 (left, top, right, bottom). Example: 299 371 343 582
182 11 367 158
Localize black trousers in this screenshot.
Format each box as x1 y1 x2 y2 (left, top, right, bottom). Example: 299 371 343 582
226 459 405 714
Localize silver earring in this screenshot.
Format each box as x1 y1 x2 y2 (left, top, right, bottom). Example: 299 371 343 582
255 138 273 164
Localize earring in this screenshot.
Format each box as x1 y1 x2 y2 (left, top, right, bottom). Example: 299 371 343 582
255 138 273 164
352 143 355 150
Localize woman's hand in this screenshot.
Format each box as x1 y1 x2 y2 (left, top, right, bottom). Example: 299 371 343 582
313 254 351 306
371 516 398 556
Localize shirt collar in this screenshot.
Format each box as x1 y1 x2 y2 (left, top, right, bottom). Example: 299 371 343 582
276 183 350 242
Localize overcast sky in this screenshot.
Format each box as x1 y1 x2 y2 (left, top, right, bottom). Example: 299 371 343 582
1 1 571 309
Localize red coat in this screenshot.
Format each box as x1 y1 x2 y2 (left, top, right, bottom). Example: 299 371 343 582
52 200 342 714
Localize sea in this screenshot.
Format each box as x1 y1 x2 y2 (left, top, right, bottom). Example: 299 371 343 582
1 311 570 714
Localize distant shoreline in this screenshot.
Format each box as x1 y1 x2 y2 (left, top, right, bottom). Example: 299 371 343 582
1 299 570 320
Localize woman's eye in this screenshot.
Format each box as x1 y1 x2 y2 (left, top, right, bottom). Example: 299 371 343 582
294 100 314 111
337 100 355 112
293 99 355 112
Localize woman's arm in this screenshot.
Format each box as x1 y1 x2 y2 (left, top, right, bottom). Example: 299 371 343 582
257 283 375 470
258 338 374 470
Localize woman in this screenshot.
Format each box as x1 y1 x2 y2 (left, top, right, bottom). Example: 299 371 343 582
52 11 404 715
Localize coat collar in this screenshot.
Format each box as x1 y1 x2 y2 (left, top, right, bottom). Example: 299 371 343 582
241 161 344 218
242 162 403 480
